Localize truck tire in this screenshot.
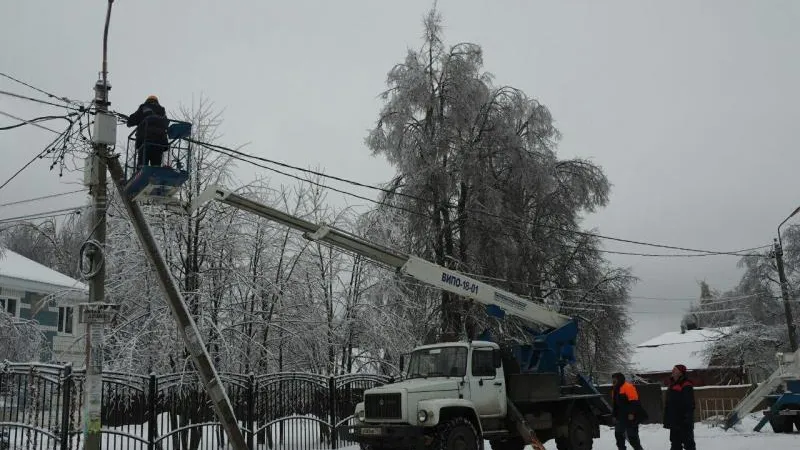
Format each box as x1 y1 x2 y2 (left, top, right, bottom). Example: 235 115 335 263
555 409 593 450
769 406 798 433
359 445 388 450
489 437 525 450
768 413 787 433
437 417 480 450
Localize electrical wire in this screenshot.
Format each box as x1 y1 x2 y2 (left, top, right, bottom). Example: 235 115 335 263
0 89 82 110
0 110 65 135
0 74 767 258
0 205 88 225
0 107 90 194
0 71 84 108
186 138 768 258
0 189 88 208
0 113 73 132
0 130 70 192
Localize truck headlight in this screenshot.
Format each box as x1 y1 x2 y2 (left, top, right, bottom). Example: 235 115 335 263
418 410 428 423
357 410 366 422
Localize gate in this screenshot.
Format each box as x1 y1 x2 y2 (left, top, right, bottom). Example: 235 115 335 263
0 362 392 450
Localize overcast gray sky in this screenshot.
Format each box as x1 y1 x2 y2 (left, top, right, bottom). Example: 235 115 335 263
2 0 799 346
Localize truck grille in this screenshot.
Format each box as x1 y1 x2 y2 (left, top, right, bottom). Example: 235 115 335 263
364 393 402 419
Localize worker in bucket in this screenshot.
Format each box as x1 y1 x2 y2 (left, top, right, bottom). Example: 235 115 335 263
126 95 169 169
663 364 696 450
611 372 645 450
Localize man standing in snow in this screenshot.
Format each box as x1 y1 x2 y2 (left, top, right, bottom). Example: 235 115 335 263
611 372 645 450
663 364 696 450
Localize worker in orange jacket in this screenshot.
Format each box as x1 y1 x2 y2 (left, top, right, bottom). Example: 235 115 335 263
611 372 646 450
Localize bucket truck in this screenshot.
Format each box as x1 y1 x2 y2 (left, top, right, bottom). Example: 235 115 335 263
191 186 613 450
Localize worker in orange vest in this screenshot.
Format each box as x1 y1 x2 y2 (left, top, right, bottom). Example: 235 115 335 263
611 372 646 450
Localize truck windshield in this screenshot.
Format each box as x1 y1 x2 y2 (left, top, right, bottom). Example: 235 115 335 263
407 346 467 379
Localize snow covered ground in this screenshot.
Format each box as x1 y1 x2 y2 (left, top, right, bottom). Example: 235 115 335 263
538 414 798 450
2 414 796 449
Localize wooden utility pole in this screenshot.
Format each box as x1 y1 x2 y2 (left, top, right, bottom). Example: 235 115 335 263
774 238 798 352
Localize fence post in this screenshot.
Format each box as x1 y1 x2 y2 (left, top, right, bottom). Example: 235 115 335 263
247 373 254 450
60 364 72 450
329 376 337 450
148 374 157 450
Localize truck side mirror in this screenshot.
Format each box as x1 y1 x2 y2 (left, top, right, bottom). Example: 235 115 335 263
400 354 405 372
492 349 502 368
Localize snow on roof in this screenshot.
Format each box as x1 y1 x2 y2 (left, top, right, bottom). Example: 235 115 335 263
630 327 732 374
0 248 88 292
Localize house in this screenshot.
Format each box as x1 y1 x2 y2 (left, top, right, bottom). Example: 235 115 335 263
0 248 88 366
629 326 749 386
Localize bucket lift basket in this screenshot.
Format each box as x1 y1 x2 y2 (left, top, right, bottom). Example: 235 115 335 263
123 119 193 205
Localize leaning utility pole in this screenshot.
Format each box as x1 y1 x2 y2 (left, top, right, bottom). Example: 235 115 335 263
104 158 248 450
80 2 118 449
774 238 798 352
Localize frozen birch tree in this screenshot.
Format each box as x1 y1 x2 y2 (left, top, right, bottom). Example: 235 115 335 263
700 228 799 380
364 7 634 371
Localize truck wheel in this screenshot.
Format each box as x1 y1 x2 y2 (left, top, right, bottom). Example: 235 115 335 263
770 406 797 433
359 445 388 450
437 417 480 450
489 437 525 450
555 409 593 450
769 413 787 433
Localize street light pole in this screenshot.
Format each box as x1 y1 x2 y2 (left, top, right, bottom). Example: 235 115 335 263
775 206 800 353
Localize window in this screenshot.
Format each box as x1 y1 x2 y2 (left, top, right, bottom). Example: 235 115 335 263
407 346 468 379
0 297 18 316
471 348 496 377
58 306 74 334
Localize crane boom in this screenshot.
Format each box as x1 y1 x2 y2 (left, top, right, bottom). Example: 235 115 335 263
723 349 800 429
192 186 572 330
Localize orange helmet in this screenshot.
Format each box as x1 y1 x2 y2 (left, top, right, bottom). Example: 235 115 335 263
146 95 158 103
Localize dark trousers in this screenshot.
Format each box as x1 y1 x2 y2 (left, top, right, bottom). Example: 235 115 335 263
135 140 167 169
669 426 695 450
615 420 643 450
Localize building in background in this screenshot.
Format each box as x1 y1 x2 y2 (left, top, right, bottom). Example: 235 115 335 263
0 248 87 366
629 326 753 386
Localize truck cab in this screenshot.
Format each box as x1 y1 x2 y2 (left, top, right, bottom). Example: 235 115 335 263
347 341 506 449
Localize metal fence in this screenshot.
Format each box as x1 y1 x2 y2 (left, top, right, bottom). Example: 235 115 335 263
0 362 390 450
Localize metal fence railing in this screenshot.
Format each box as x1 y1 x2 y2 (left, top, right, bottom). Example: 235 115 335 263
0 362 391 450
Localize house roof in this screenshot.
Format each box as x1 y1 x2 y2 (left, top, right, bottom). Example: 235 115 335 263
0 247 88 293
630 327 732 374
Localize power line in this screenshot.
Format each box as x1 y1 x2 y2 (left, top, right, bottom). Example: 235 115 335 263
0 189 88 208
188 138 768 258
191 139 428 220
0 205 88 225
0 110 65 135
0 89 84 111
0 73 770 257
0 109 88 193
0 71 84 107
0 113 74 132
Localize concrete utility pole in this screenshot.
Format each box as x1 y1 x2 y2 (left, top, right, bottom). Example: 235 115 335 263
105 159 248 450
80 2 118 449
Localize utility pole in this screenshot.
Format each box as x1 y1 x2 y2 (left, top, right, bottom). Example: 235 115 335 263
105 158 248 450
80 2 118 449
774 238 798 352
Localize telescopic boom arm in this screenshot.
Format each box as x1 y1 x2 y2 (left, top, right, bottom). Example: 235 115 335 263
191 186 572 330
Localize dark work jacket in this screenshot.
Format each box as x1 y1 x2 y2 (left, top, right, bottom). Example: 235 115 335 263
611 381 646 424
663 376 695 429
127 102 169 145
